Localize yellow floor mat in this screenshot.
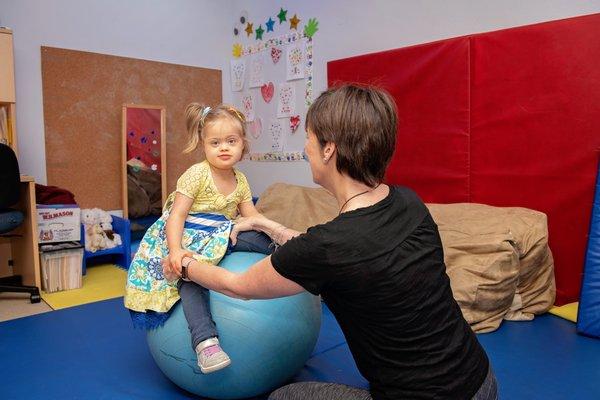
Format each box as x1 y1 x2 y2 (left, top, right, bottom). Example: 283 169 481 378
548 302 578 323
41 264 126 310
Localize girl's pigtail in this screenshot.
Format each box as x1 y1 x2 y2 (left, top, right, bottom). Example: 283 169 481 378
183 103 210 153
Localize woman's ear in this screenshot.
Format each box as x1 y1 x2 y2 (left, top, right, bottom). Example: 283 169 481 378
322 142 336 163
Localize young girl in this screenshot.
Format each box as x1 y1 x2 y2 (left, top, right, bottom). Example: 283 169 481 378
125 103 272 374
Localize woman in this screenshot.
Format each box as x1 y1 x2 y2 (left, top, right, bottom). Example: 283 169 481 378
163 84 498 399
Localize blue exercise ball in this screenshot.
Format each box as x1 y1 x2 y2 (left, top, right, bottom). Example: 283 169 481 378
147 252 322 399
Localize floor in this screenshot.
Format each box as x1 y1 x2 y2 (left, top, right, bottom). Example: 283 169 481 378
2 240 600 399
0 292 52 322
0 239 142 323
1 297 599 399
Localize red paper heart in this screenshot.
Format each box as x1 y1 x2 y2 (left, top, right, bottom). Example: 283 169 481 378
261 82 274 103
290 115 301 133
271 47 282 64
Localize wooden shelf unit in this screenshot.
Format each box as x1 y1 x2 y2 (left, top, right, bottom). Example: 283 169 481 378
0 28 17 152
0 29 41 290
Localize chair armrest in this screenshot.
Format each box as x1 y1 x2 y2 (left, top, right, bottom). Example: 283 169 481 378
111 215 131 234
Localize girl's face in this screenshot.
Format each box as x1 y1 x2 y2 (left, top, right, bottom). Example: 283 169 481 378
202 118 245 170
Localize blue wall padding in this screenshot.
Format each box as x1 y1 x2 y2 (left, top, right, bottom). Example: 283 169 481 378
577 158 600 338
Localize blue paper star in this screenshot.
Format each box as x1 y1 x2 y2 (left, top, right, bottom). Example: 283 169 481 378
266 17 275 32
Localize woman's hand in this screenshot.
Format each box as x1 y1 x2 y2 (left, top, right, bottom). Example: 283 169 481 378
230 215 264 244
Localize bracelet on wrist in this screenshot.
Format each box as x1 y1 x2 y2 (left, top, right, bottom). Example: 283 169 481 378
181 257 193 282
274 224 287 245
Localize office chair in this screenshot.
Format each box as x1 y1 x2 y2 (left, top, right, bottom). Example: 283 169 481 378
0 143 41 303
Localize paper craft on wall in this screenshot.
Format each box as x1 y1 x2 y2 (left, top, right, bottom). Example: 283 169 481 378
286 43 305 80
268 119 285 152
271 47 282 64
231 15 317 161
277 82 296 118
230 59 246 91
247 117 263 139
249 53 265 88
240 93 255 122
261 82 275 103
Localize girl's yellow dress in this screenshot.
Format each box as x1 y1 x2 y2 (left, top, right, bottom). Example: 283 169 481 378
124 160 252 328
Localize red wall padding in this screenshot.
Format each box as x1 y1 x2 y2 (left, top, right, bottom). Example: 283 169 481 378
328 13 600 304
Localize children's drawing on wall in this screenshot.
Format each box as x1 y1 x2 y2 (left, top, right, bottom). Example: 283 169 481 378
241 93 255 122
286 43 304 80
230 59 246 92
277 83 295 118
268 119 285 152
230 7 318 161
249 53 265 88
248 117 263 139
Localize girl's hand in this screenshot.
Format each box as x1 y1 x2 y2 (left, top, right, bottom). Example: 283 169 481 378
162 259 180 282
166 248 193 276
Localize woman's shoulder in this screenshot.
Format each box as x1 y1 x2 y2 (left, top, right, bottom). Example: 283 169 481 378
391 185 426 208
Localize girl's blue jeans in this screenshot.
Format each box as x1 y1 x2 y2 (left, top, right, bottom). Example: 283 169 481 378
178 230 274 348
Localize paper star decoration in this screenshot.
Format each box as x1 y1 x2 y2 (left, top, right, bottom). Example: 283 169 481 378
304 18 319 38
266 17 275 32
232 43 243 58
289 14 300 30
277 7 287 23
245 22 253 37
255 24 265 40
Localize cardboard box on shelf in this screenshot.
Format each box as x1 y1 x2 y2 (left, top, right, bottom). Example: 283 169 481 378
36 204 81 244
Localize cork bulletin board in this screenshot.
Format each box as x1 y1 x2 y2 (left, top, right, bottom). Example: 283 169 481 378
41 46 221 210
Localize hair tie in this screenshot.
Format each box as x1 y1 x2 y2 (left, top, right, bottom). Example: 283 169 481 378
228 107 245 122
201 106 211 122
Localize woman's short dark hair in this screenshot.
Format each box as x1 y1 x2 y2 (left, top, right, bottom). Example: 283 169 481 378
305 84 398 187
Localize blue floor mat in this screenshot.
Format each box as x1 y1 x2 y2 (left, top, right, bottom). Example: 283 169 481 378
1 298 599 399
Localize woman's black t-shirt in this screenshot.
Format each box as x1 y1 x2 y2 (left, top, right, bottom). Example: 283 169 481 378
271 186 489 400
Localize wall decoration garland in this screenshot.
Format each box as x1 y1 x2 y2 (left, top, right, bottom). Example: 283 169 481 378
231 7 318 162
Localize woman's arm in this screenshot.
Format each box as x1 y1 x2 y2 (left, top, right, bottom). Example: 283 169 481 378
168 255 305 300
230 212 301 246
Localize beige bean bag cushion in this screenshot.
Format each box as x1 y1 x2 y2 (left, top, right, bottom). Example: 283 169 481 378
256 183 555 333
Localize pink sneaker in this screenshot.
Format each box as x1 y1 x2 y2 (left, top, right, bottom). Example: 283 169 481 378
195 337 231 374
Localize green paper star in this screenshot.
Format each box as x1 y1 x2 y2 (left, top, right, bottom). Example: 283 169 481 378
304 18 319 38
277 7 287 23
255 24 265 40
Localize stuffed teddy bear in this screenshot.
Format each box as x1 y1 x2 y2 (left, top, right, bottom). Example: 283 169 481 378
86 223 107 252
81 208 97 227
93 208 122 249
99 220 122 248
81 208 101 252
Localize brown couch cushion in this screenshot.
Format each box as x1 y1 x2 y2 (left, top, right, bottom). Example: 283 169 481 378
428 204 520 332
256 183 555 332
256 183 338 232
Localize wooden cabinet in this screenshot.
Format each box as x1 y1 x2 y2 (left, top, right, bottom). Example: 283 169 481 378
0 30 39 290
0 28 17 152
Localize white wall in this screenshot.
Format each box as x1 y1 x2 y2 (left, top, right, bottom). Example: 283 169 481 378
2 0 600 195
0 0 233 184
231 0 600 194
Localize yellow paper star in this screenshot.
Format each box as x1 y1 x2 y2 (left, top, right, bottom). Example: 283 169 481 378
290 14 300 30
245 22 254 37
232 43 243 58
